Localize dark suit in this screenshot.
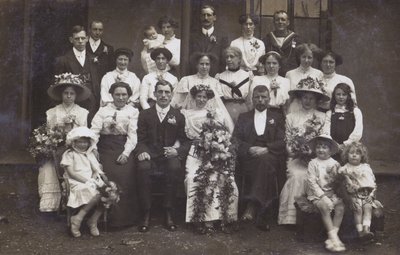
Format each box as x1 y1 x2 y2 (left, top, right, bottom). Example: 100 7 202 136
136 106 190 211
86 39 114 79
233 108 286 208
54 49 100 122
263 31 302 76
189 28 228 76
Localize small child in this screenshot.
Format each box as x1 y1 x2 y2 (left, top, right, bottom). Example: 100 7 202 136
326 83 363 160
306 134 346 252
61 127 105 238
141 26 165 73
338 142 383 241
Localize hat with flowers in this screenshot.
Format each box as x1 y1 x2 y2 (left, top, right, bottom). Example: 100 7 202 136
47 73 91 102
288 76 330 102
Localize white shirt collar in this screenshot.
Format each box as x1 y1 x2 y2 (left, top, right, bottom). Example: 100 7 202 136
156 104 170 113
73 47 86 57
254 109 267 136
202 26 214 36
255 108 267 116
89 37 100 45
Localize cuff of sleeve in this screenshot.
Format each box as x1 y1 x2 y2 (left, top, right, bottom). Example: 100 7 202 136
122 150 131 158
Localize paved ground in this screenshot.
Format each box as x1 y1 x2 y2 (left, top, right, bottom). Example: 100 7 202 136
0 165 399 255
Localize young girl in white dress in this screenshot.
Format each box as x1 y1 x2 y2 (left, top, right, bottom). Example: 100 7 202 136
61 127 105 238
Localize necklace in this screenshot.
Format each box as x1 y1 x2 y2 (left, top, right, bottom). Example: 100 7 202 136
62 103 75 115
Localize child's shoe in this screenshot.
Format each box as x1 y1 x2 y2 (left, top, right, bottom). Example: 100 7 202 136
70 215 82 238
87 216 100 236
325 239 346 252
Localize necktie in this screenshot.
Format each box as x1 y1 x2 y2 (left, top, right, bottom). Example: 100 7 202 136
159 111 166 122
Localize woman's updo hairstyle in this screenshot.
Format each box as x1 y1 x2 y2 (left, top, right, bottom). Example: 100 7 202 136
109 82 133 97
238 14 259 25
189 84 215 99
294 43 322 66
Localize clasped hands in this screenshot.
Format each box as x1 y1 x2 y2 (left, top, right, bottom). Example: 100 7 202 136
248 146 269 157
138 147 178 161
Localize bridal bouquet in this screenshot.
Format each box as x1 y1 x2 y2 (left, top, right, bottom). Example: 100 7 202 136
191 111 237 223
28 124 66 164
285 113 324 163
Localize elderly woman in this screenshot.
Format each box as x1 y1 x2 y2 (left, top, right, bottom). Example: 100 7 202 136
230 14 265 72
100 48 141 108
278 77 330 225
91 82 139 227
140 48 178 110
39 73 91 212
183 84 238 234
171 52 234 132
251 51 290 115
216 46 252 124
286 43 323 113
319 50 357 110
158 16 181 71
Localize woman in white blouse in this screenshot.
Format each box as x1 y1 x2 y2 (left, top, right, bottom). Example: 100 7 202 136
100 48 141 108
91 82 139 227
158 16 181 73
251 51 290 115
230 14 265 72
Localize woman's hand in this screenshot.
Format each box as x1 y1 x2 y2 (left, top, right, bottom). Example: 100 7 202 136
138 152 151 161
116 154 128 165
164 147 178 158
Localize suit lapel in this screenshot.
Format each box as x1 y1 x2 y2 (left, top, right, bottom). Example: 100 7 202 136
264 109 274 138
66 50 83 73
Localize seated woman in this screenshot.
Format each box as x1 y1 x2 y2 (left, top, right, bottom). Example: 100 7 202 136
183 84 238 234
230 14 265 72
285 43 323 113
319 50 357 110
217 46 253 124
278 77 330 225
38 73 90 212
100 48 141 108
91 82 139 227
251 51 290 115
171 52 234 132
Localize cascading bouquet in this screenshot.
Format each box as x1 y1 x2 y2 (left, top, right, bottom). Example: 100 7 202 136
28 123 66 165
285 113 324 164
190 111 237 223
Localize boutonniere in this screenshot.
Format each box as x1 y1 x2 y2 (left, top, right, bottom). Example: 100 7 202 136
167 115 177 125
209 35 217 44
103 45 108 54
268 119 275 125
92 56 99 64
291 40 297 48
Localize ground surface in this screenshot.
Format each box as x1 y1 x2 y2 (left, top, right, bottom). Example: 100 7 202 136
0 165 399 255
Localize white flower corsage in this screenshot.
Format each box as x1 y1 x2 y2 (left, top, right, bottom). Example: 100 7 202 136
268 119 275 125
291 40 297 48
209 35 217 43
167 115 177 125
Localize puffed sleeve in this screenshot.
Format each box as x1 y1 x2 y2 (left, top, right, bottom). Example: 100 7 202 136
140 75 151 110
129 74 141 104
90 108 104 139
170 76 189 108
60 149 74 167
343 107 363 146
307 160 325 199
122 108 138 157
100 73 113 106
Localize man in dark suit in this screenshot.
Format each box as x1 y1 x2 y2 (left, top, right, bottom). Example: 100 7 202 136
233 85 286 230
86 20 114 79
189 4 228 76
136 80 190 232
54 25 100 122
262 10 302 76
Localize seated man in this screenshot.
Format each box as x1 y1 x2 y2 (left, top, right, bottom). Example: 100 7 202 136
136 80 190 232
233 85 286 230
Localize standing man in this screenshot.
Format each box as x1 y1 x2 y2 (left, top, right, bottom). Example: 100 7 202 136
262 10 302 76
87 20 114 79
189 4 228 76
233 85 286 230
136 80 190 232
54 25 100 122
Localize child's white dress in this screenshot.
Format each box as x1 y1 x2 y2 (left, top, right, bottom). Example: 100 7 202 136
61 149 102 208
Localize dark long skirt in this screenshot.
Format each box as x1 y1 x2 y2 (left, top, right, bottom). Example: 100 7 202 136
98 135 138 227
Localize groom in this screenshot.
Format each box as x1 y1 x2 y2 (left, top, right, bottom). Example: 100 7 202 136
136 80 190 232
233 85 286 230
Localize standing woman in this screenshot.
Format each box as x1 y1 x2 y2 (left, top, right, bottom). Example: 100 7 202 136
319 51 357 110
39 73 90 212
100 48 141 108
285 43 323 113
230 14 265 72
251 51 290 115
91 82 139 227
217 46 252 124
158 16 181 73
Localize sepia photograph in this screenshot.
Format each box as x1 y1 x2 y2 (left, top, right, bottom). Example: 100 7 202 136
0 0 399 254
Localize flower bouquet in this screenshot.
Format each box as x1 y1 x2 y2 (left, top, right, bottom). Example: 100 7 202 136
100 181 121 209
190 111 237 223
285 113 324 163
28 124 66 165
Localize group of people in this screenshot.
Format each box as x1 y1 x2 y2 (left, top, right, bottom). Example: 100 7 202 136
35 4 383 253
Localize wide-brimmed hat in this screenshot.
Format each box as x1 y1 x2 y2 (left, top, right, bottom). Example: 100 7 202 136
150 47 172 61
308 134 339 155
114 48 133 61
288 76 330 102
47 73 91 102
66 126 98 147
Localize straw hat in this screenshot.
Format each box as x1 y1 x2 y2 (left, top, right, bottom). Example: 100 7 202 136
288 76 330 102
308 134 339 155
150 47 173 61
47 73 91 102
